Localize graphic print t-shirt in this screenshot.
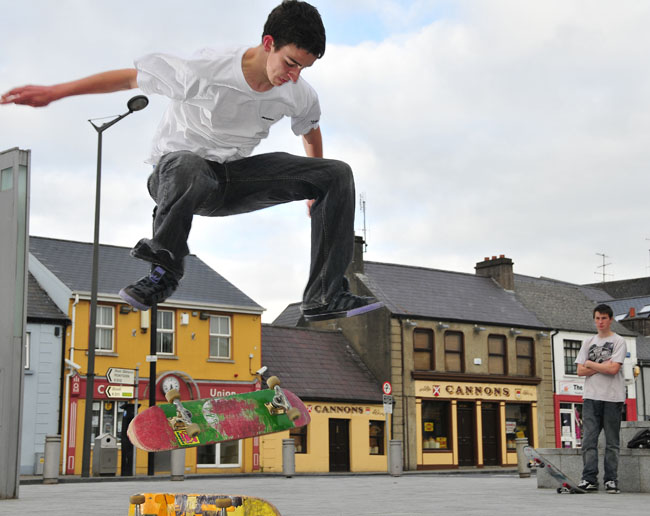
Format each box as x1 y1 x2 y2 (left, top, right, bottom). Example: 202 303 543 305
575 333 627 402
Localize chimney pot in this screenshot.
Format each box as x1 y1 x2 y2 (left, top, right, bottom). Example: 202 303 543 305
630 307 636 318
492 256 497 260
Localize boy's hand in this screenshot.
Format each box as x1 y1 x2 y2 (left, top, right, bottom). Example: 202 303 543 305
1 85 57 107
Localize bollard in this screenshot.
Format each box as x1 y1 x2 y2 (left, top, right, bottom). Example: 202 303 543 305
515 437 530 478
389 440 403 477
282 439 295 478
170 448 185 481
43 435 61 484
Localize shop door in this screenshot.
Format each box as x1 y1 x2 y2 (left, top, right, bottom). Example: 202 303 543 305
559 403 583 448
329 419 350 472
457 402 476 466
481 403 499 466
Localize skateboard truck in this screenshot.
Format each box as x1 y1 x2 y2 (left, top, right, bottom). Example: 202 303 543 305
265 376 301 421
165 388 201 437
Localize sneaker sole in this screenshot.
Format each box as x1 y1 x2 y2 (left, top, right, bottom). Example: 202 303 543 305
119 288 151 311
304 301 384 322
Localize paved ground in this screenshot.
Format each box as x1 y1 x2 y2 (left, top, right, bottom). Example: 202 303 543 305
1 472 648 515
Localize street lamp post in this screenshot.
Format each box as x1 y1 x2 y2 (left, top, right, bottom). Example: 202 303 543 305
80 95 148 478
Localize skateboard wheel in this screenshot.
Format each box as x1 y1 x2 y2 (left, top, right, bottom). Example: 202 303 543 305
129 494 146 505
186 423 201 436
267 376 281 389
215 498 232 508
165 388 181 403
287 407 301 421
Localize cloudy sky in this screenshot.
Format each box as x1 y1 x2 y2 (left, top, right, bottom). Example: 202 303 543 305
2 0 650 322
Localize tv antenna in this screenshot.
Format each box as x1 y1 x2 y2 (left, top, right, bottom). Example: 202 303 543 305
594 252 612 282
359 193 368 252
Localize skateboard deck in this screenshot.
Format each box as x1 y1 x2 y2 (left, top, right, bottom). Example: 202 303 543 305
127 377 309 452
128 493 281 516
524 446 586 494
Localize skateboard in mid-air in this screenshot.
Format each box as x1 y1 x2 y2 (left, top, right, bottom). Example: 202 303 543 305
128 493 281 516
524 445 586 494
127 376 309 452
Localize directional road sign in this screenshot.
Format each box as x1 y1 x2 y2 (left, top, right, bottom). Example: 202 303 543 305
105 385 134 399
106 367 135 385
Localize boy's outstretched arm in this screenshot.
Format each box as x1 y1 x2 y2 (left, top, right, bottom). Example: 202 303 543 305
1 69 138 107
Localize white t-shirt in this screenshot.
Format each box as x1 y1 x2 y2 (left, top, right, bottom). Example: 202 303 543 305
134 46 321 164
575 333 627 403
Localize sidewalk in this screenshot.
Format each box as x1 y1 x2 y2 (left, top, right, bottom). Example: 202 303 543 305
2 472 648 516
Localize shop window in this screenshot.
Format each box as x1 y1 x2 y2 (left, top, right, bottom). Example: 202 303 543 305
197 440 241 468
563 340 581 375
209 315 231 359
91 400 126 443
444 331 464 372
505 404 531 450
369 420 385 455
290 425 307 454
96 305 114 352
421 401 450 450
515 337 534 376
488 335 506 375
413 329 434 370
156 310 175 355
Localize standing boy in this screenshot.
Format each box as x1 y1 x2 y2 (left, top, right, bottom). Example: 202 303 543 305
1 1 381 321
575 303 627 493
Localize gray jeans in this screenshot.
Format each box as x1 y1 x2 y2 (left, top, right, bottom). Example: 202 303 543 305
581 399 624 484
145 150 355 309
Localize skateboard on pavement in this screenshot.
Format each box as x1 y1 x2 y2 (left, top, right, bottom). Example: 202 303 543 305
127 376 309 452
524 445 586 494
128 493 281 516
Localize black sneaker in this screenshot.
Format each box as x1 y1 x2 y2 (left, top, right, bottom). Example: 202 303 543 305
577 479 599 492
119 266 179 311
131 238 182 277
605 480 620 494
302 280 383 322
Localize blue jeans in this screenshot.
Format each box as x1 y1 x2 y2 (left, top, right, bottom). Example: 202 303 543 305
144 150 355 309
581 399 623 484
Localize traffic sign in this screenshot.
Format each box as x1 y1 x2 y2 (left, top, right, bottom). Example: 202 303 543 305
106 367 135 385
382 381 392 395
105 385 134 398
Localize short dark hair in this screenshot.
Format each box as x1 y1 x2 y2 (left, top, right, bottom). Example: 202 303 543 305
263 0 326 58
593 303 613 318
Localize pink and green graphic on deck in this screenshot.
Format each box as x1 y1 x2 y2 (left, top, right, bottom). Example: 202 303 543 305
127 381 309 452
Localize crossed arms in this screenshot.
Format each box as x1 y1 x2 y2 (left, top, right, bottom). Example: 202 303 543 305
577 360 622 377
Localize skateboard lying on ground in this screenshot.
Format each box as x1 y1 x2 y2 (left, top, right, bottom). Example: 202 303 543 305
128 493 281 516
524 445 586 494
127 376 309 452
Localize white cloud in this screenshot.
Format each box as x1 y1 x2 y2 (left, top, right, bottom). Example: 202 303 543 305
3 1 650 323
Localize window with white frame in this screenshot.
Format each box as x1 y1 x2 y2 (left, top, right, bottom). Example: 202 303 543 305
209 315 231 359
196 440 240 467
96 305 114 352
156 310 175 354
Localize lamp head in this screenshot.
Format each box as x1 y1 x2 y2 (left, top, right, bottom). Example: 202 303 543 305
127 95 149 112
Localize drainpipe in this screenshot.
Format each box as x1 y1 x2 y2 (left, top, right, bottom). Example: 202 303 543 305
550 330 559 394
61 294 79 475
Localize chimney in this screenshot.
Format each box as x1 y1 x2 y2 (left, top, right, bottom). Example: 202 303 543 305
629 307 636 318
475 254 514 291
348 235 365 275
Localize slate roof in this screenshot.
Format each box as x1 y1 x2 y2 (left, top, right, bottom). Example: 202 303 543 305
359 261 546 329
513 274 635 336
585 277 650 299
261 325 383 403
604 296 650 321
29 236 263 312
273 302 302 326
637 336 650 361
27 272 68 322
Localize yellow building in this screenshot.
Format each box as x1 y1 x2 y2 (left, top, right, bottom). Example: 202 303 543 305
260 325 387 473
29 236 264 476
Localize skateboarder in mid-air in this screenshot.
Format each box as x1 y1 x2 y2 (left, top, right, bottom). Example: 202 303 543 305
2 0 381 321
